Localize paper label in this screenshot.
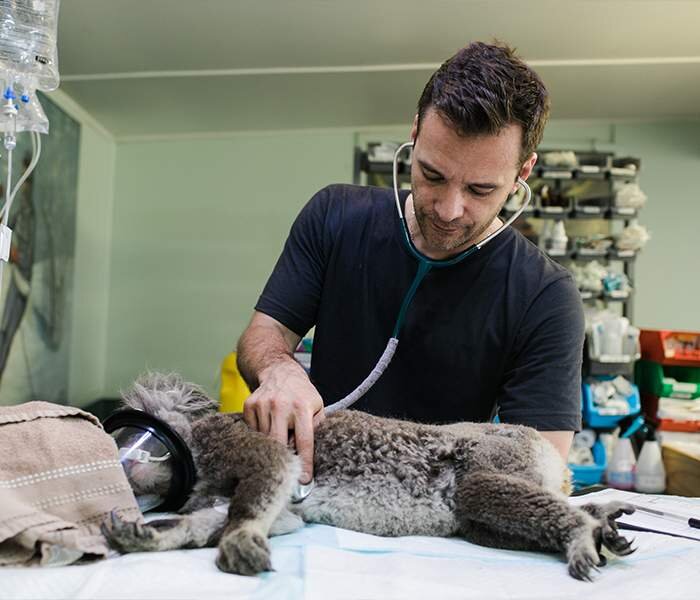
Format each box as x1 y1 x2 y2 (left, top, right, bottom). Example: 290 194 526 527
0 224 11 262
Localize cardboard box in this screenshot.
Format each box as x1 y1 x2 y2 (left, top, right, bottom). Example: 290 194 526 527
662 443 700 497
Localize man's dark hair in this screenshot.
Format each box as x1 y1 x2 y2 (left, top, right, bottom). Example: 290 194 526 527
416 41 550 164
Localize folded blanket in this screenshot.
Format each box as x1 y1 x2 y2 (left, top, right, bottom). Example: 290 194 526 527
0 401 142 566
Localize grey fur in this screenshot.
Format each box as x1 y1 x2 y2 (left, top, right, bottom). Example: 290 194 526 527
103 373 636 581
120 371 219 446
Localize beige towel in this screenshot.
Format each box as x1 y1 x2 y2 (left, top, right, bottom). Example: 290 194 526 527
0 401 142 566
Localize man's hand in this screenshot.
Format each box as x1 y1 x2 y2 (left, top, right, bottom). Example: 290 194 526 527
243 359 324 484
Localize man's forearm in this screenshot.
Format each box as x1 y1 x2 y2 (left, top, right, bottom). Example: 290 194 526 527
540 431 574 463
236 314 303 391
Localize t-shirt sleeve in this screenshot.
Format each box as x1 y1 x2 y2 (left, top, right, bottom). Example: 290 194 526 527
254 186 334 337
496 274 585 431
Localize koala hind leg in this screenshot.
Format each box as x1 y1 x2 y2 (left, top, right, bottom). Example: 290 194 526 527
454 471 635 581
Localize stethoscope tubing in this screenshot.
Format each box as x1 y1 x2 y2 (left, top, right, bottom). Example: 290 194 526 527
324 142 532 414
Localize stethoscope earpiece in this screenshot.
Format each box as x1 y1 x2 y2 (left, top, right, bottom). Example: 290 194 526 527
324 142 533 415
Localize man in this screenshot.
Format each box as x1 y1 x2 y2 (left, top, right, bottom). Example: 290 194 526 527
237 42 585 484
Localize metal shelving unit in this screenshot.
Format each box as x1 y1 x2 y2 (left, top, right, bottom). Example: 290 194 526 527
354 145 643 322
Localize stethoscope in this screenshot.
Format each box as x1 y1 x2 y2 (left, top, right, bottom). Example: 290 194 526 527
324 141 532 414
289 141 533 502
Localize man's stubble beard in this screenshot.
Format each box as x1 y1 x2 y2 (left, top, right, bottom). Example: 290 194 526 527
413 202 503 253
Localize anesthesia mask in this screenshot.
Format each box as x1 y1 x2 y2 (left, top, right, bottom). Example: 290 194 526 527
103 409 196 513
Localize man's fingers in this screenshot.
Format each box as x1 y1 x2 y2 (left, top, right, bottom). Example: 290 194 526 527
312 409 325 428
255 402 271 435
242 396 258 431
294 411 315 484
270 408 290 448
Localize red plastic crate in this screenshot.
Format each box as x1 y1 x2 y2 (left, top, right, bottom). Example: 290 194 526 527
642 391 700 432
658 419 700 433
640 329 700 367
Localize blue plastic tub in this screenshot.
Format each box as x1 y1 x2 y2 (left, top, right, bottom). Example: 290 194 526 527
582 377 641 428
570 439 607 489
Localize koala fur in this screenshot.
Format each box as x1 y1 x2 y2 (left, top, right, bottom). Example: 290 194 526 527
103 373 635 581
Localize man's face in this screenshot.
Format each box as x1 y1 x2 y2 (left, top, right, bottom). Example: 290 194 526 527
408 109 536 259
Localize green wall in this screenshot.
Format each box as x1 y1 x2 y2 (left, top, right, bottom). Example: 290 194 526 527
70 118 700 399
105 131 353 395
44 91 116 407
609 121 700 332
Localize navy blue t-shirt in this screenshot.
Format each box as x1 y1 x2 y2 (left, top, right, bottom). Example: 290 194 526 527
255 184 584 430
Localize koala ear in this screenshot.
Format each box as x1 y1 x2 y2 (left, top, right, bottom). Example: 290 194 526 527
121 371 219 419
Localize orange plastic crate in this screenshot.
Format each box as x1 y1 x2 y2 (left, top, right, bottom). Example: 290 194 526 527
640 329 700 367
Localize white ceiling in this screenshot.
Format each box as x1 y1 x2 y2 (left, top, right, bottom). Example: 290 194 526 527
54 0 700 138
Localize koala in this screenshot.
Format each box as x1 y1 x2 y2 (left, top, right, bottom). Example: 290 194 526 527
103 373 635 581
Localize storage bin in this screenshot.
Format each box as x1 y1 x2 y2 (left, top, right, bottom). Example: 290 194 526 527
635 360 700 399
641 392 700 432
570 440 607 489
640 329 700 367
582 377 641 428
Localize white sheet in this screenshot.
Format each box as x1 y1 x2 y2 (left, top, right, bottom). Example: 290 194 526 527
2 519 699 600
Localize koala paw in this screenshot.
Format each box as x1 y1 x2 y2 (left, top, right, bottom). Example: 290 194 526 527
582 501 636 557
567 502 636 581
101 510 158 553
566 530 602 581
216 528 272 576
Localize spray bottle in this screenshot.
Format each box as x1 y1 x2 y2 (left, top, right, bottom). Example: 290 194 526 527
606 416 644 490
635 429 666 494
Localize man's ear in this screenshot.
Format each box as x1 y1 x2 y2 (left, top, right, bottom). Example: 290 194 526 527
512 153 537 193
519 152 538 181
409 114 419 142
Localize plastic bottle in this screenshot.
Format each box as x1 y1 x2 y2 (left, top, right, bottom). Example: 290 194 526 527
635 438 666 493
538 220 553 251
550 220 568 254
606 437 636 490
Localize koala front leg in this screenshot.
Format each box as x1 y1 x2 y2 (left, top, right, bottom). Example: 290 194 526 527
102 507 227 553
211 428 302 575
454 471 635 581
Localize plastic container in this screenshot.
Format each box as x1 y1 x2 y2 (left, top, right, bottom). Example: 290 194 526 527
549 220 568 255
635 439 666 493
219 352 251 413
635 360 700 399
658 416 700 433
582 376 641 428
641 392 700 432
640 330 700 367
606 437 637 490
569 439 607 489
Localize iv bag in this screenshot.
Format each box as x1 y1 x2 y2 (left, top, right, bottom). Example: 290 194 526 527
0 0 61 91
